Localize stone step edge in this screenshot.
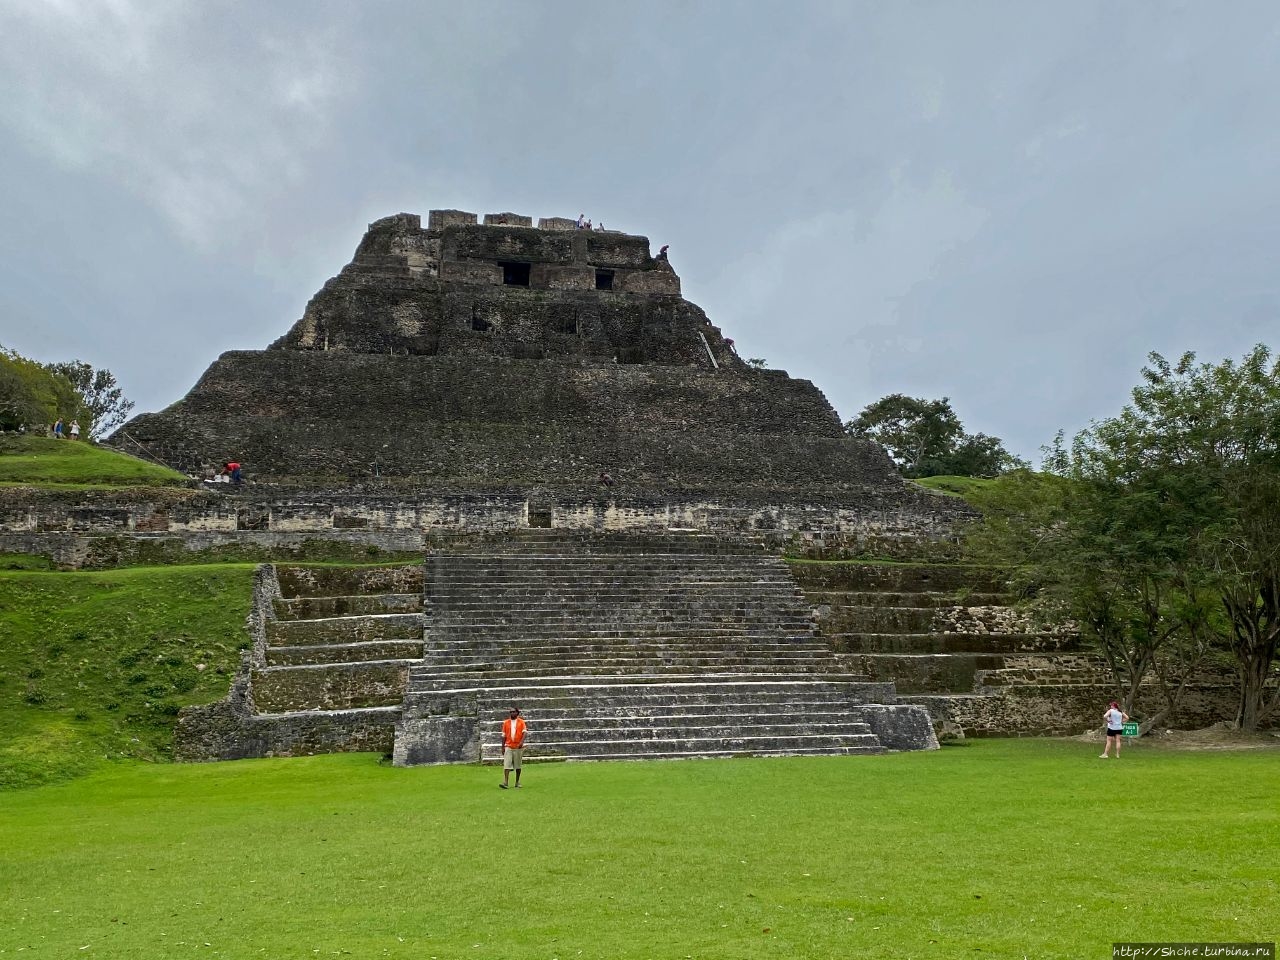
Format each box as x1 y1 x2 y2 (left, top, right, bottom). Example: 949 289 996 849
251 705 403 719
257 658 423 674
270 613 424 626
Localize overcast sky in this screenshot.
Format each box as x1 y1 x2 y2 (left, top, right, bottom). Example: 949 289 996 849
2 1 1278 460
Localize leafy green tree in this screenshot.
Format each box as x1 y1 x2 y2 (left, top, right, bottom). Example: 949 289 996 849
0 346 77 431
45 360 134 439
1077 346 1280 730
845 394 1021 477
965 467 1215 731
972 346 1280 731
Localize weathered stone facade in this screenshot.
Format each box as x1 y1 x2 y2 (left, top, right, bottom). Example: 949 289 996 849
791 560 1239 736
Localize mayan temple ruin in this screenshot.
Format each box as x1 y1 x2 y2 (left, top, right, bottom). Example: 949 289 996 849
3 210 1234 764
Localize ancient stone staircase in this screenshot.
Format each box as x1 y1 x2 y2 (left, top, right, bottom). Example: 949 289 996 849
789 561 1108 735
393 531 934 763
175 563 427 760
252 565 425 714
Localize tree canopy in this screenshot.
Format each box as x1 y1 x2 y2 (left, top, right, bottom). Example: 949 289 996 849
0 345 132 439
845 394 1022 477
970 345 1280 730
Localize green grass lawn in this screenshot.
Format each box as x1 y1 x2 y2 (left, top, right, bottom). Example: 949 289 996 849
0 564 254 789
1 741 1275 959
0 435 188 487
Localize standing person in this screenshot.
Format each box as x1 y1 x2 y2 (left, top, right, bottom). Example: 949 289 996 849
69 419 80 441
53 418 63 439
499 706 527 789
1100 700 1129 758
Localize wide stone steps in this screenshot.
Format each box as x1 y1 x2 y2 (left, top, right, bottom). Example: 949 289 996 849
412 659 835 680
425 679 893 701
480 720 874 746
820 606 940 633
273 593 423 620
805 590 1009 608
421 641 832 658
428 608 811 624
266 639 426 666
788 563 1006 594
830 631 1079 655
479 732 885 762
476 708 871 730
427 624 811 640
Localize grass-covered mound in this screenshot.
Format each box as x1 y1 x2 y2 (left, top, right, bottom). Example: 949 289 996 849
0 434 188 487
0 564 254 788
1 741 1275 959
913 474 997 500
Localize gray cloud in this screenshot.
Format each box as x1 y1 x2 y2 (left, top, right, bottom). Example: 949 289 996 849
2 0 1278 460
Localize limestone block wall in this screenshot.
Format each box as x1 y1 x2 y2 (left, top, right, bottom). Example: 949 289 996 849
0 483 972 568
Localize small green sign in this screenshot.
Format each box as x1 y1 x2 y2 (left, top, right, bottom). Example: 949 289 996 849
1122 722 1139 737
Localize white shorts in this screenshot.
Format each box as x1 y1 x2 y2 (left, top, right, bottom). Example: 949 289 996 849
503 747 523 770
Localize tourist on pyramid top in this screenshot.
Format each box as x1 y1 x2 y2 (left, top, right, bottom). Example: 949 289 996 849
656 244 669 261
576 213 586 229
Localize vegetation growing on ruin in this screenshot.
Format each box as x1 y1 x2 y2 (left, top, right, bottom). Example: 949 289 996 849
912 474 997 500
1 741 1275 958
0 435 188 487
0 564 254 789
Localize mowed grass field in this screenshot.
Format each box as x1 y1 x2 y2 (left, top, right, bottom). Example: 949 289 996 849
2 741 1276 960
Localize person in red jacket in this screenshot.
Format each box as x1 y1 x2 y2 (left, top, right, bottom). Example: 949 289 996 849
499 706 527 789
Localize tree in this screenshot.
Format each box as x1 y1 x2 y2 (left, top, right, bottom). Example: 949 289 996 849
1081 346 1280 730
964 467 1216 731
0 345 77 431
45 360 134 438
973 346 1280 731
845 394 1021 477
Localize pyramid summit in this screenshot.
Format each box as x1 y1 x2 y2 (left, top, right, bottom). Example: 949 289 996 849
114 210 931 501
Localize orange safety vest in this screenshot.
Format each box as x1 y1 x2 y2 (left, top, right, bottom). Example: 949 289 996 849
502 717 527 749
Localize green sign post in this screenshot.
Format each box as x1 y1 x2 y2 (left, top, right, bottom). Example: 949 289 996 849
1122 721 1139 737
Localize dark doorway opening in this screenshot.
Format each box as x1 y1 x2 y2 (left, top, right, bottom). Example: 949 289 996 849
528 509 552 528
595 270 614 291
501 261 531 286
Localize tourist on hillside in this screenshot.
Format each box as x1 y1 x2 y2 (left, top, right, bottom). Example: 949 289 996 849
69 419 80 440
53 418 63 439
221 460 243 486
499 706 527 789
1100 700 1129 758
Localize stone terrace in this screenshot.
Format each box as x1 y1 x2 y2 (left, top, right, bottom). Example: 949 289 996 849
789 561 1235 735
393 531 935 763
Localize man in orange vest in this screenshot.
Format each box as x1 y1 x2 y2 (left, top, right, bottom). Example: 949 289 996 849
499 706 527 789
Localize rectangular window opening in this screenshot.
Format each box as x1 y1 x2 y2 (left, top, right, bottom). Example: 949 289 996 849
595 270 614 291
501 261 531 286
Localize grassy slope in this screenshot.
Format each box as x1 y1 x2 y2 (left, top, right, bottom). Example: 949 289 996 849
0 741 1275 959
912 474 997 500
0 434 188 486
0 565 254 788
